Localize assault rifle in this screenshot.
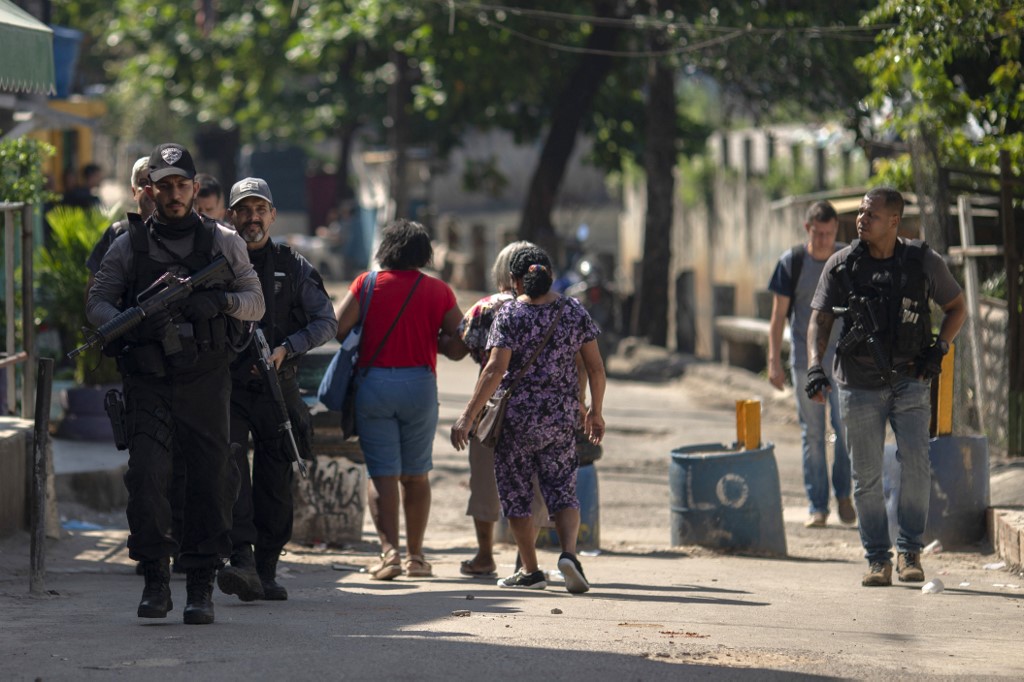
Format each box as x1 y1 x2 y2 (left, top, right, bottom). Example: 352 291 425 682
832 295 895 385
253 329 308 478
69 255 234 360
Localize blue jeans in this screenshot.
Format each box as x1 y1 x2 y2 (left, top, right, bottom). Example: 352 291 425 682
792 365 850 514
838 376 932 562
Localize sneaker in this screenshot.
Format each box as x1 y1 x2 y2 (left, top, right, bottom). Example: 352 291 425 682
497 568 547 590
897 552 925 582
837 497 857 525
861 560 893 587
804 512 828 528
557 552 590 594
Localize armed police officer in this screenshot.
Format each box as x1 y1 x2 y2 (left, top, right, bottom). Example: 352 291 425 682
807 187 966 588
216 178 336 602
87 143 265 624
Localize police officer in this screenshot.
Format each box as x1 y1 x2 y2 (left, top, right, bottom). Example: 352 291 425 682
216 177 336 602
807 187 966 588
87 143 265 624
85 156 155 294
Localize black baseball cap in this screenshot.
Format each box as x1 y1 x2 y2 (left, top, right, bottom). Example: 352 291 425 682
229 177 274 208
148 143 197 182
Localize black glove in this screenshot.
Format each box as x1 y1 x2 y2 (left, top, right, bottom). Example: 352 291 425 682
916 341 946 380
135 306 172 340
181 290 228 322
805 364 831 399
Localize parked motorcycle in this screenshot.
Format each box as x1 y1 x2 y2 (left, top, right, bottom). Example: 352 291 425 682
565 257 620 360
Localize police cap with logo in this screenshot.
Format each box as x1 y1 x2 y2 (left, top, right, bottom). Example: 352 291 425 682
148 143 197 182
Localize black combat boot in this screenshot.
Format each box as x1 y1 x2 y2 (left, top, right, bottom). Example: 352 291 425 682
255 547 288 601
183 567 217 625
217 544 264 602
137 557 172 618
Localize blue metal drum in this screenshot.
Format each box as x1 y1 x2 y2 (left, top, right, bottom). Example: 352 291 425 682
669 442 787 557
883 435 989 549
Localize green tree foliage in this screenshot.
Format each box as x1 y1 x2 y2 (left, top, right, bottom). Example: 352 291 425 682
0 138 57 204
857 0 1024 175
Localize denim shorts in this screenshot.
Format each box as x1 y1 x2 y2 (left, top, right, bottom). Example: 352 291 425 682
355 366 438 478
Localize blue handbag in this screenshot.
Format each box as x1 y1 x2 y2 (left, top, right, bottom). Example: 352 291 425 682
316 272 376 411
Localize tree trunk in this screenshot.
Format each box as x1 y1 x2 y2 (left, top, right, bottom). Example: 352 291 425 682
388 49 410 221
518 3 621 251
637 56 676 347
335 121 357 205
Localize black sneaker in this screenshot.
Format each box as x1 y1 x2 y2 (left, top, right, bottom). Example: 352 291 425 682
497 568 547 590
557 552 590 594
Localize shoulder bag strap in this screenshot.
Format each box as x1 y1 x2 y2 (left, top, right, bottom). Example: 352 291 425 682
360 272 424 374
357 271 377 328
503 298 566 397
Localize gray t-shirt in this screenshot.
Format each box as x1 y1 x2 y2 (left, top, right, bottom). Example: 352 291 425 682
810 240 963 388
767 244 843 372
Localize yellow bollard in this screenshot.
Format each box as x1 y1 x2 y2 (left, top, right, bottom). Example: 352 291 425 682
743 399 761 450
736 399 747 446
735 399 761 450
936 342 955 437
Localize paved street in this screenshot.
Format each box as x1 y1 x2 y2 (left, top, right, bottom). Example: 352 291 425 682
1 341 1023 680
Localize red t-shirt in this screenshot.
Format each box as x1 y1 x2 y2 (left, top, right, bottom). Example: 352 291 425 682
351 269 456 373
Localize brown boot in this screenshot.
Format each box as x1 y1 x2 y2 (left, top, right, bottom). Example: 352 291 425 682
897 552 925 582
861 560 893 587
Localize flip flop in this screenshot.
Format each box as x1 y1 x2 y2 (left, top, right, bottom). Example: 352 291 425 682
459 560 497 578
370 549 402 581
405 554 433 578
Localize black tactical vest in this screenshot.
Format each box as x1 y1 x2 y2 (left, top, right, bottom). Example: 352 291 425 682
838 239 932 360
255 242 312 350
123 215 238 359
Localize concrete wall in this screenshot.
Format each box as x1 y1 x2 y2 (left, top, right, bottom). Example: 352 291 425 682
0 417 31 537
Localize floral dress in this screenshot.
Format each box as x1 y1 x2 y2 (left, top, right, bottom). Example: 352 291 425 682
486 296 599 518
457 292 515 367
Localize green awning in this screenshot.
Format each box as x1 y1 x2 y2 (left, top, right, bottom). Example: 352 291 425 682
0 0 54 95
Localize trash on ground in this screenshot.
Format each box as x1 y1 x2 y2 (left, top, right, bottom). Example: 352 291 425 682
958 582 971 587
579 549 601 557
61 520 106 531
331 563 363 572
922 540 942 555
451 610 471 617
983 561 1007 570
921 579 944 594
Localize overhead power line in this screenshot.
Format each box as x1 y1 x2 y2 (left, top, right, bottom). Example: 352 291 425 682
423 0 889 58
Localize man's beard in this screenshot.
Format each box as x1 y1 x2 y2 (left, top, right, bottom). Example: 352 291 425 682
156 197 194 223
241 222 266 243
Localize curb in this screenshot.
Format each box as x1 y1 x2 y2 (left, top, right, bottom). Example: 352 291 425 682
989 507 1024 569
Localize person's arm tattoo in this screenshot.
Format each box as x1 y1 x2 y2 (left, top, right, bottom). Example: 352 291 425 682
807 309 835 368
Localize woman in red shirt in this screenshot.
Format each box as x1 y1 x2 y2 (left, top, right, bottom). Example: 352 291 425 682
334 220 463 580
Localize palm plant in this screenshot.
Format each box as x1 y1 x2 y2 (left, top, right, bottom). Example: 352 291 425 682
38 205 120 385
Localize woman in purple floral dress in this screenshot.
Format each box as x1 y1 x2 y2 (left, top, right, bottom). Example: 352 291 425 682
451 245 606 593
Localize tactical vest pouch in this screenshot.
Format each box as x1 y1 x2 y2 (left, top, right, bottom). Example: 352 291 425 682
166 322 199 370
117 343 167 378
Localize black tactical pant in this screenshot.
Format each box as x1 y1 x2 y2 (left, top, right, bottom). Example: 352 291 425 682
122 354 238 569
228 368 312 553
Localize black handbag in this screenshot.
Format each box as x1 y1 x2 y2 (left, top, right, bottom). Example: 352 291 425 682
473 300 564 448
